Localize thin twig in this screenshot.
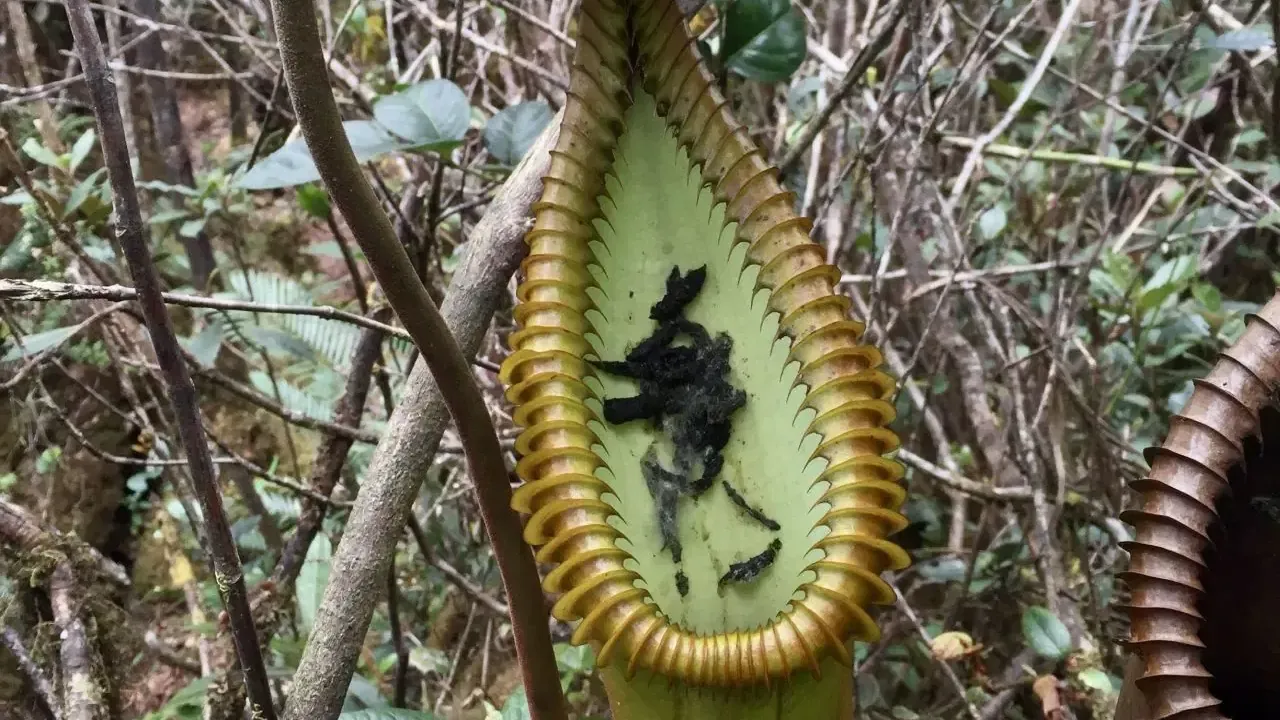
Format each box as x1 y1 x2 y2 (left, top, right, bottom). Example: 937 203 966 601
891 581 982 720
1 626 61 720
61 3 277 717
778 1 906 175
0 279 411 340
946 0 1084 208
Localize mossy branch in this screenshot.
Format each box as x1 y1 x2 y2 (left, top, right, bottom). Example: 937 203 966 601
267 0 566 718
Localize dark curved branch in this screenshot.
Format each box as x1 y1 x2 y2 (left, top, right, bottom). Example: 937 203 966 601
267 0 566 718
61 3 277 718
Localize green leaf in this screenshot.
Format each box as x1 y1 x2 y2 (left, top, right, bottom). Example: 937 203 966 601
501 689 531 720
720 0 806 83
346 120 410 162
1139 255 1196 311
408 646 450 675
237 121 408 190
2 323 83 363
244 324 317 361
237 138 319 190
1237 128 1268 147
303 241 348 259
342 673 387 711
63 168 105 218
36 446 62 474
142 677 212 720
149 208 193 225
22 137 61 168
484 101 553 165
296 183 332 219
1076 667 1119 694
296 533 332 635
978 205 1007 240
0 190 33 206
1207 26 1273 52
179 218 206 239
339 711 440 720
181 322 223 368
1021 606 1073 660
373 79 471 150
554 642 595 677
137 180 202 197
68 129 97 173
1191 282 1223 312
1180 87 1221 120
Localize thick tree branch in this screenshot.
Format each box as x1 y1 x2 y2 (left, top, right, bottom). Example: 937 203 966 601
0 497 129 587
61 4 277 718
268 0 566 717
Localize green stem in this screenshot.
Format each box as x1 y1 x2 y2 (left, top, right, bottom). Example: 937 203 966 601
939 135 1204 177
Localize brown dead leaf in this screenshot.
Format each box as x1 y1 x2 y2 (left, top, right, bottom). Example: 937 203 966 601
1033 674 1065 719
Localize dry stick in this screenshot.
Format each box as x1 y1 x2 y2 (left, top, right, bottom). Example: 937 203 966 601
49 564 107 720
387 558 409 708
891 582 981 720
777 0 906 175
134 0 216 290
60 3 277 719
143 630 203 675
407 513 510 617
4 0 62 152
268 0 566 717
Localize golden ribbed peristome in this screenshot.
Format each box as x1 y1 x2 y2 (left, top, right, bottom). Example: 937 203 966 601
1119 292 1280 720
498 0 910 686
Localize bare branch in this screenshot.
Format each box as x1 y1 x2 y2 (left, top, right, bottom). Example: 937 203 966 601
777 2 905 175
61 2 277 717
49 564 107 720
1 627 61 720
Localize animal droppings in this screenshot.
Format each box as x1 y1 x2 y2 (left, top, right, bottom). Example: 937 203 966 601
719 539 782 587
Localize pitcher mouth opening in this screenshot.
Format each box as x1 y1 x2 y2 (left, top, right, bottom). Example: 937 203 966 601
1120 300 1280 720
1196 402 1280 719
